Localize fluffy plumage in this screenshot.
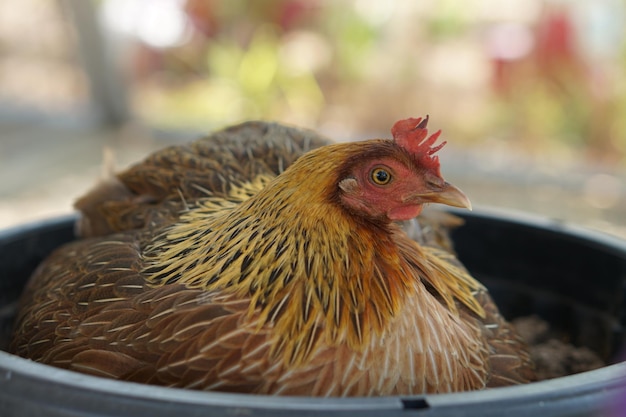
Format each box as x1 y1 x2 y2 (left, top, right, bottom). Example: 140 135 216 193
10 119 535 395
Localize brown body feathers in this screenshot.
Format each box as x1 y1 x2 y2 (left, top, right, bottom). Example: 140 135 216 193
10 120 535 395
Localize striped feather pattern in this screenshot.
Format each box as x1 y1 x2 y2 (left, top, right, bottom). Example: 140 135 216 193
10 121 535 395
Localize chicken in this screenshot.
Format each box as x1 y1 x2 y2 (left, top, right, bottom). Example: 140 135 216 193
10 117 535 395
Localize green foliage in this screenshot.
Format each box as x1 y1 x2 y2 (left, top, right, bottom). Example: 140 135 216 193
130 1 626 165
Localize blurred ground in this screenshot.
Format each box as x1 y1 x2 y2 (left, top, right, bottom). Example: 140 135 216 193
1 121 625 240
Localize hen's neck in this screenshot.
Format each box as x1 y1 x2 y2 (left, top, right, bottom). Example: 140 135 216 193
142 146 484 365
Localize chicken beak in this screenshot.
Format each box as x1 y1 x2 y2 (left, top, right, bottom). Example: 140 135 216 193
410 182 472 210
433 182 472 210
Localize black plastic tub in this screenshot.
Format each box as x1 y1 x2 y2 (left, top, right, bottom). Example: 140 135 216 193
0 209 625 417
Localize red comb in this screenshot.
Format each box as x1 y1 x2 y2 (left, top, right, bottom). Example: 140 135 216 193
391 115 446 176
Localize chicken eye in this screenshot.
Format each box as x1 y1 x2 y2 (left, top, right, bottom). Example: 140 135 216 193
371 167 392 185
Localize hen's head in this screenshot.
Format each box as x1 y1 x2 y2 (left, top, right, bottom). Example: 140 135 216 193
338 116 471 222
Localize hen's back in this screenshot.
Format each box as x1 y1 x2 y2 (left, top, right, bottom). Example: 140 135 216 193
76 121 331 237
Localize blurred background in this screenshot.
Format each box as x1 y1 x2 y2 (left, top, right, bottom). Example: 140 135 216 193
0 0 625 237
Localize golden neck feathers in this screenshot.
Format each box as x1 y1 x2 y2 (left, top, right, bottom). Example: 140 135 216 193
142 142 485 366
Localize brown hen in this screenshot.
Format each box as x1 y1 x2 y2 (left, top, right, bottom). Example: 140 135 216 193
10 117 535 395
